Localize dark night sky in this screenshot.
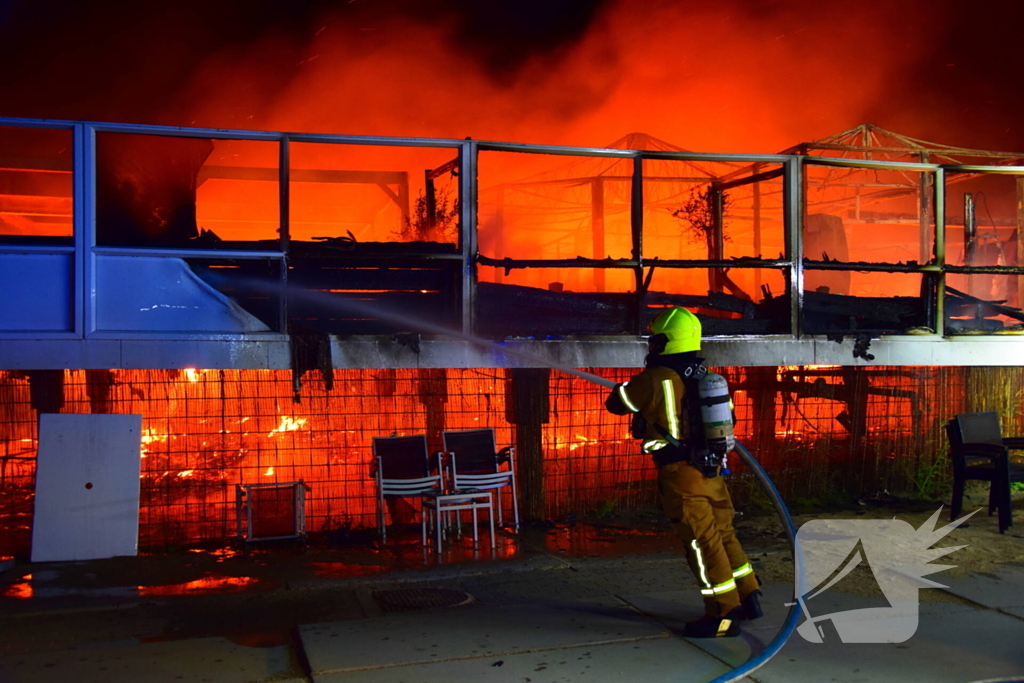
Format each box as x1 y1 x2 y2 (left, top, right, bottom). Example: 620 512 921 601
0 0 1022 152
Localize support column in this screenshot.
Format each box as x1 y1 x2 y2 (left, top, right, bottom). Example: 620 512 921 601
711 185 725 293
506 368 550 522
747 366 778 458
752 164 762 295
417 368 448 455
592 177 606 291
1016 177 1024 308
840 366 872 491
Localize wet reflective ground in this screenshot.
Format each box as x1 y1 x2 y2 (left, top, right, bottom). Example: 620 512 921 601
0 519 691 602
0 511 799 664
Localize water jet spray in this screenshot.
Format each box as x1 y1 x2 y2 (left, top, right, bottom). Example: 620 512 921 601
203 271 802 682
205 271 619 388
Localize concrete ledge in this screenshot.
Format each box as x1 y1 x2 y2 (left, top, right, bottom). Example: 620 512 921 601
1 335 1023 369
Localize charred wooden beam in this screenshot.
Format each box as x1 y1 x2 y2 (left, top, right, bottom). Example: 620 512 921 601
506 368 550 522
713 166 785 191
644 257 789 268
477 255 790 271
946 286 1024 323
426 157 459 181
478 255 637 273
802 258 1024 275
802 291 918 320
803 259 926 272
944 264 1024 275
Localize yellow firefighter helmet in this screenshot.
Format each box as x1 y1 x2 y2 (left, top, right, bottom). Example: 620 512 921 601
649 307 702 354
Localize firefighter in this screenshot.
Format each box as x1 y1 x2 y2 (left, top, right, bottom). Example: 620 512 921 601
605 307 762 638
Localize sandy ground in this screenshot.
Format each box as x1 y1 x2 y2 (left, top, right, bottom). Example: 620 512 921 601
729 483 1024 603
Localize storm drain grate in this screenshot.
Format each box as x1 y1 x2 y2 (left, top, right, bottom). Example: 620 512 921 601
372 587 475 612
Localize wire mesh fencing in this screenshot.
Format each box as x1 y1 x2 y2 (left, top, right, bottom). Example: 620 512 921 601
1 364 1021 554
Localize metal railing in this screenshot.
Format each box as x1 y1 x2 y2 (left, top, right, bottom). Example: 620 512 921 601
2 116 1023 342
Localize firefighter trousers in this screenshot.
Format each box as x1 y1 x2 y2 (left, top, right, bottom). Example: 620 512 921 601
658 461 759 617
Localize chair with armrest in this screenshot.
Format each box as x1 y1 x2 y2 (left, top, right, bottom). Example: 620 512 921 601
946 411 1024 533
443 428 519 532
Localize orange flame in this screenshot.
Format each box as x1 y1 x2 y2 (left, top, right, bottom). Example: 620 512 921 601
268 416 306 436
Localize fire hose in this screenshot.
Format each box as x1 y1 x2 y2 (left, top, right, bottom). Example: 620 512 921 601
707 440 803 683
575 372 804 682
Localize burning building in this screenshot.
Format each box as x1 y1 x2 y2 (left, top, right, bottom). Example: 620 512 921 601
1 117 1023 557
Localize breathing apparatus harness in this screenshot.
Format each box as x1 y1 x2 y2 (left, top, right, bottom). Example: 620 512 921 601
642 352 736 478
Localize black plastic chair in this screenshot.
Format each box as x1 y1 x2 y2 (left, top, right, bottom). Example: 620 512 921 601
946 411 1024 533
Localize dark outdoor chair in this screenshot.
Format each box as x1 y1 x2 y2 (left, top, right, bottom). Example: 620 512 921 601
443 428 519 532
371 435 495 548
945 411 1024 533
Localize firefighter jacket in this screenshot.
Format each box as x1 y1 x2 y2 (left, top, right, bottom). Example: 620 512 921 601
606 365 689 455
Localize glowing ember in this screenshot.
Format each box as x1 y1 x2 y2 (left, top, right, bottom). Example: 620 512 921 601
551 433 605 451
568 433 599 452
139 428 169 457
268 415 306 436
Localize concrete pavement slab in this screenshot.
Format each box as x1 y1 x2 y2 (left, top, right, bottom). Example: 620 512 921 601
1005 605 1024 620
299 600 668 676
751 604 1024 683
0 636 302 683
313 636 739 683
621 582 1023 683
941 566 1024 619
619 582 793 635
618 585 788 678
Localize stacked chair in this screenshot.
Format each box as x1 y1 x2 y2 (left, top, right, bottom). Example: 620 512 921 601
372 434 495 549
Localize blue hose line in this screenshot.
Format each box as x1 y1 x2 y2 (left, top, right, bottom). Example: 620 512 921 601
707 441 805 683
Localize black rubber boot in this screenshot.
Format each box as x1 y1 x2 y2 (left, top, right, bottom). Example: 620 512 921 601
680 611 742 638
741 589 763 620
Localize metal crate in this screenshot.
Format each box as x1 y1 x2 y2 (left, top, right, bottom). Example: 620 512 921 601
236 480 311 544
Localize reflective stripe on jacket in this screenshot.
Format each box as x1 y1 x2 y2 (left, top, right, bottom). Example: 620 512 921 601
606 366 687 447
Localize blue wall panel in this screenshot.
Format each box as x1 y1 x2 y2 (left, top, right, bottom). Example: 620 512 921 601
95 255 270 334
0 253 73 331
